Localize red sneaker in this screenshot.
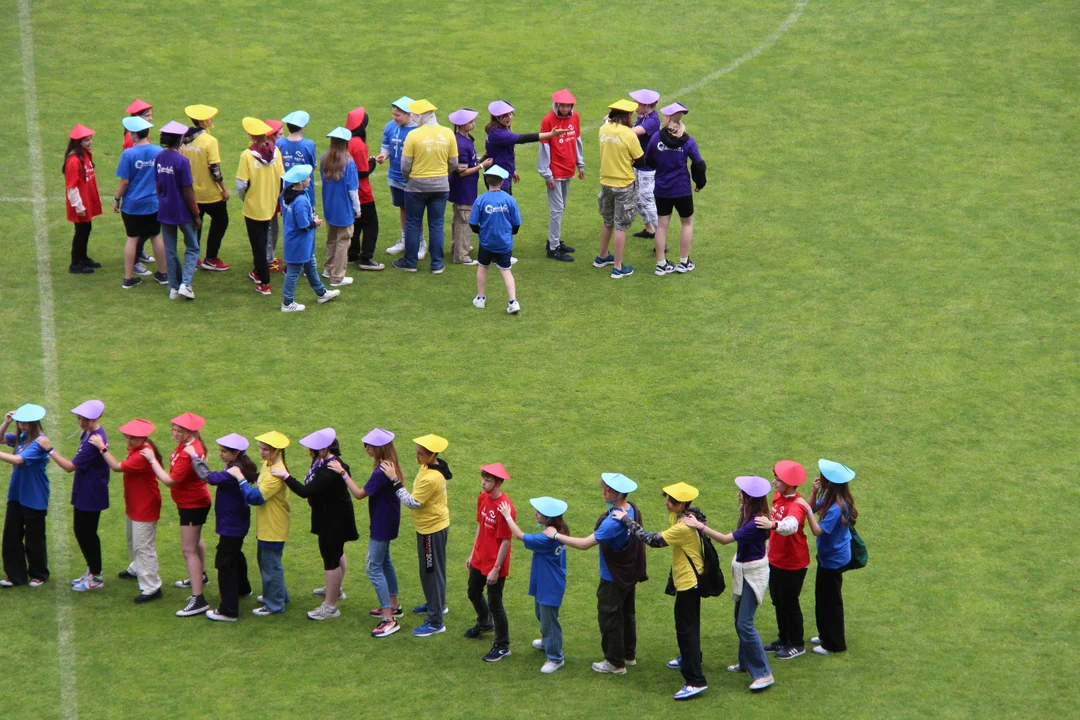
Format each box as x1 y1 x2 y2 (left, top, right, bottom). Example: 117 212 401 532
255 283 272 296
269 258 285 273
248 270 259 284
201 258 231 272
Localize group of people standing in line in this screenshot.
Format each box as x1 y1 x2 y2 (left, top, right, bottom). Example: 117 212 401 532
59 87 708 311
2 400 860 702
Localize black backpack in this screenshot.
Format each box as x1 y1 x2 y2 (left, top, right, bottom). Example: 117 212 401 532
665 529 726 598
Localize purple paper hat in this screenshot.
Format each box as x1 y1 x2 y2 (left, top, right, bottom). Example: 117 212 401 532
216 433 250 452
300 427 336 450
362 427 395 447
160 120 189 135
629 89 660 105
734 475 772 498
488 100 514 117
70 399 104 420
448 109 479 126
661 102 689 116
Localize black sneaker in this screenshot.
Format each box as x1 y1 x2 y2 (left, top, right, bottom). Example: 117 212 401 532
557 242 576 253
483 646 511 663
632 230 655 239
69 264 94 274
546 249 575 262
464 624 495 639
133 588 163 604
763 639 783 652
122 277 142 290
84 257 103 269
153 271 169 285
776 646 805 660
118 569 137 580
176 594 210 617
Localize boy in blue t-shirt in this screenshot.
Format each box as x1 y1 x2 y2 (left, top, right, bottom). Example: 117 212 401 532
469 166 522 314
280 164 339 313
115 117 167 288
277 110 317 209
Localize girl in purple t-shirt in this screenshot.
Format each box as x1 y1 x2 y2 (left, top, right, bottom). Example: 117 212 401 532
484 100 567 194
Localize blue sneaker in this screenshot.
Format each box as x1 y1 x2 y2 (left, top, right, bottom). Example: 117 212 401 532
610 264 634 279
592 254 615 268
392 259 417 272
412 603 450 614
667 656 682 669
412 622 446 637
674 685 707 701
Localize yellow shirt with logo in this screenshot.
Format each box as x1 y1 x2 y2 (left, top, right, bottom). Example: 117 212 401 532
661 520 705 591
598 123 643 189
409 464 450 535
181 132 223 204
253 459 291 543
402 125 458 178
236 147 284 221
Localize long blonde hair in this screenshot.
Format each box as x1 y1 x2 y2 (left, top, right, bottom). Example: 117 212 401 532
371 441 404 482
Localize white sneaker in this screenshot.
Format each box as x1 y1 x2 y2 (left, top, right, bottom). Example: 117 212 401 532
330 276 354 286
541 660 564 674
507 300 521 314
532 639 544 650
207 609 237 622
591 660 627 675
307 603 341 621
132 262 152 276
472 296 486 309
313 587 346 600
811 636 821 644
322 268 330 278
510 256 518 265
386 239 406 255
169 289 179 300
317 289 341 304
281 302 306 313
813 645 831 655
749 675 775 691
252 606 273 616
178 284 194 300
418 240 427 260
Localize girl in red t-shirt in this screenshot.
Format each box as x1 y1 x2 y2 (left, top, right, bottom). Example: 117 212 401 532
63 125 103 274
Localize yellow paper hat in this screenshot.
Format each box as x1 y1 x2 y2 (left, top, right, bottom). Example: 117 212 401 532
408 99 437 115
607 99 638 113
242 116 272 136
413 434 448 453
185 104 218 121
255 430 290 449
663 482 699 503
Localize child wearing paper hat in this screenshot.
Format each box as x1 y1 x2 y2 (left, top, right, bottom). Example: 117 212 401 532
594 101 645 279
448 108 493 265
376 96 422 257
278 110 317 212
343 108 383 270
628 89 661 241
115 117 168 289
681 476 775 691
483 100 568 195
539 89 584 262
281 163 340 312
235 430 292 615
0 405 52 587
236 117 285 296
496 495 569 673
319 127 360 287
464 463 516 662
63 125 103 274
123 99 154 150
386 434 452 635
804 459 858 655
182 104 232 273
155 121 203 300
469 164 523 313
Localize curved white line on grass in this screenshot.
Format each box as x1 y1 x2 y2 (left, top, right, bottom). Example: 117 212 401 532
17 0 77 718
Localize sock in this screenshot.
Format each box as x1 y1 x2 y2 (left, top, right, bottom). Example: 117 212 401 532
476 295 485 300
509 298 516 304
680 256 689 264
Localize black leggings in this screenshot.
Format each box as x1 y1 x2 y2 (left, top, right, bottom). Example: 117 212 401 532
72 509 102 575
2 501 48 584
215 535 251 617
70 222 92 266
198 201 230 261
348 201 380 262
245 217 271 284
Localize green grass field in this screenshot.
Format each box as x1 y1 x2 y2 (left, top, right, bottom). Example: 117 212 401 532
1 0 1077 717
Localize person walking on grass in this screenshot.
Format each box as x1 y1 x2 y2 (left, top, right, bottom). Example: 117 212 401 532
280 163 340 313
182 104 232 273
629 89 661 240
593 101 645 279
681 475 775 692
115 116 168 289
276 428 360 621
538 88 584 262
396 100 457 274
470 165 522 315
448 108 492 266
464 463 516 663
612 482 708 701
235 431 292 616
63 125 103 275
236 117 284 297
37 400 109 592
0 405 51 588
344 107 383 271
319 128 361 289
377 96 423 257
804 458 859 656
496 496 569 674
545 472 647 675
388 434 452 636
191 433 257 622
645 102 707 276
121 99 157 269
484 100 568 196
154 121 203 301
91 419 163 603
141 412 212 617
755 460 811 661
340 428 404 638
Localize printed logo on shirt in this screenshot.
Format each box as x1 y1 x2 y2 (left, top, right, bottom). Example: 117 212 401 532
156 164 176 176
484 204 511 214
599 134 626 145
134 159 154 170
656 142 685 154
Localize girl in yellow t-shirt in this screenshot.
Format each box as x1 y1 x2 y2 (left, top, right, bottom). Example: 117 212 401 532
235 117 284 295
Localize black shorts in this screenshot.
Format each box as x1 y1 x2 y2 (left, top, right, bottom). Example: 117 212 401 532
390 186 406 208
178 505 211 527
655 195 694 218
122 212 161 239
478 246 513 270
318 534 345 570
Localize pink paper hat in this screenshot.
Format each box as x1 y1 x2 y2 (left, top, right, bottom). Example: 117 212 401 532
480 462 510 481
160 121 189 135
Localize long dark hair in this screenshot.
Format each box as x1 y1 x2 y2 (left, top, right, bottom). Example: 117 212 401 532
485 114 508 134
142 438 163 465
607 110 632 127
351 114 369 141
62 139 86 174
321 138 349 181
817 478 858 525
545 514 569 535
738 491 770 527
232 451 259 482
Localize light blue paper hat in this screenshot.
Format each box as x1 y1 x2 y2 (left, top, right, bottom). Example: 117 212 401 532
121 116 153 133
818 459 855 484
601 472 637 494
282 164 313 185
392 96 415 112
12 404 46 422
484 164 510 180
282 110 310 128
326 126 351 141
530 496 568 519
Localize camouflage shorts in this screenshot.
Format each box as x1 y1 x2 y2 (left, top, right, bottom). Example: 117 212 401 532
597 183 637 231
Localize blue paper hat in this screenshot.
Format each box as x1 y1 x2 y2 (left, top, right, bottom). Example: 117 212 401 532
326 126 351 141
282 110 310 128
392 96 415 112
282 164 313 185
121 116 153 133
12 404 46 422
484 164 510 180
818 459 855 484
601 472 637 494
530 496 568 519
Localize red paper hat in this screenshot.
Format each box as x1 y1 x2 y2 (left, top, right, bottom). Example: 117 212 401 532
118 418 155 437
126 98 152 114
69 124 95 140
551 88 576 104
345 107 367 131
773 460 807 486
264 119 283 135
480 463 510 481
171 412 205 432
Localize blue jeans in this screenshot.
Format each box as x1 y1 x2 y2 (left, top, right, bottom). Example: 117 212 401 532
257 542 289 613
403 190 447 269
536 600 564 662
365 538 399 609
161 221 200 289
282 257 326 304
735 588 771 680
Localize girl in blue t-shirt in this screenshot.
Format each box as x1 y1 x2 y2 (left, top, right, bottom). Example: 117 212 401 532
280 165 340 312
497 497 569 674
804 459 858 655
0 404 53 587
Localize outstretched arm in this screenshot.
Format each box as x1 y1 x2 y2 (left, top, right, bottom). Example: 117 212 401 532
613 508 668 548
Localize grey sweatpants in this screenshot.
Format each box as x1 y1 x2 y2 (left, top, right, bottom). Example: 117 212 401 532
266 217 279 264
417 528 448 627
546 179 572 251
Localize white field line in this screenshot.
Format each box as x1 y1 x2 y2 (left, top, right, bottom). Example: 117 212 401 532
17 0 78 717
